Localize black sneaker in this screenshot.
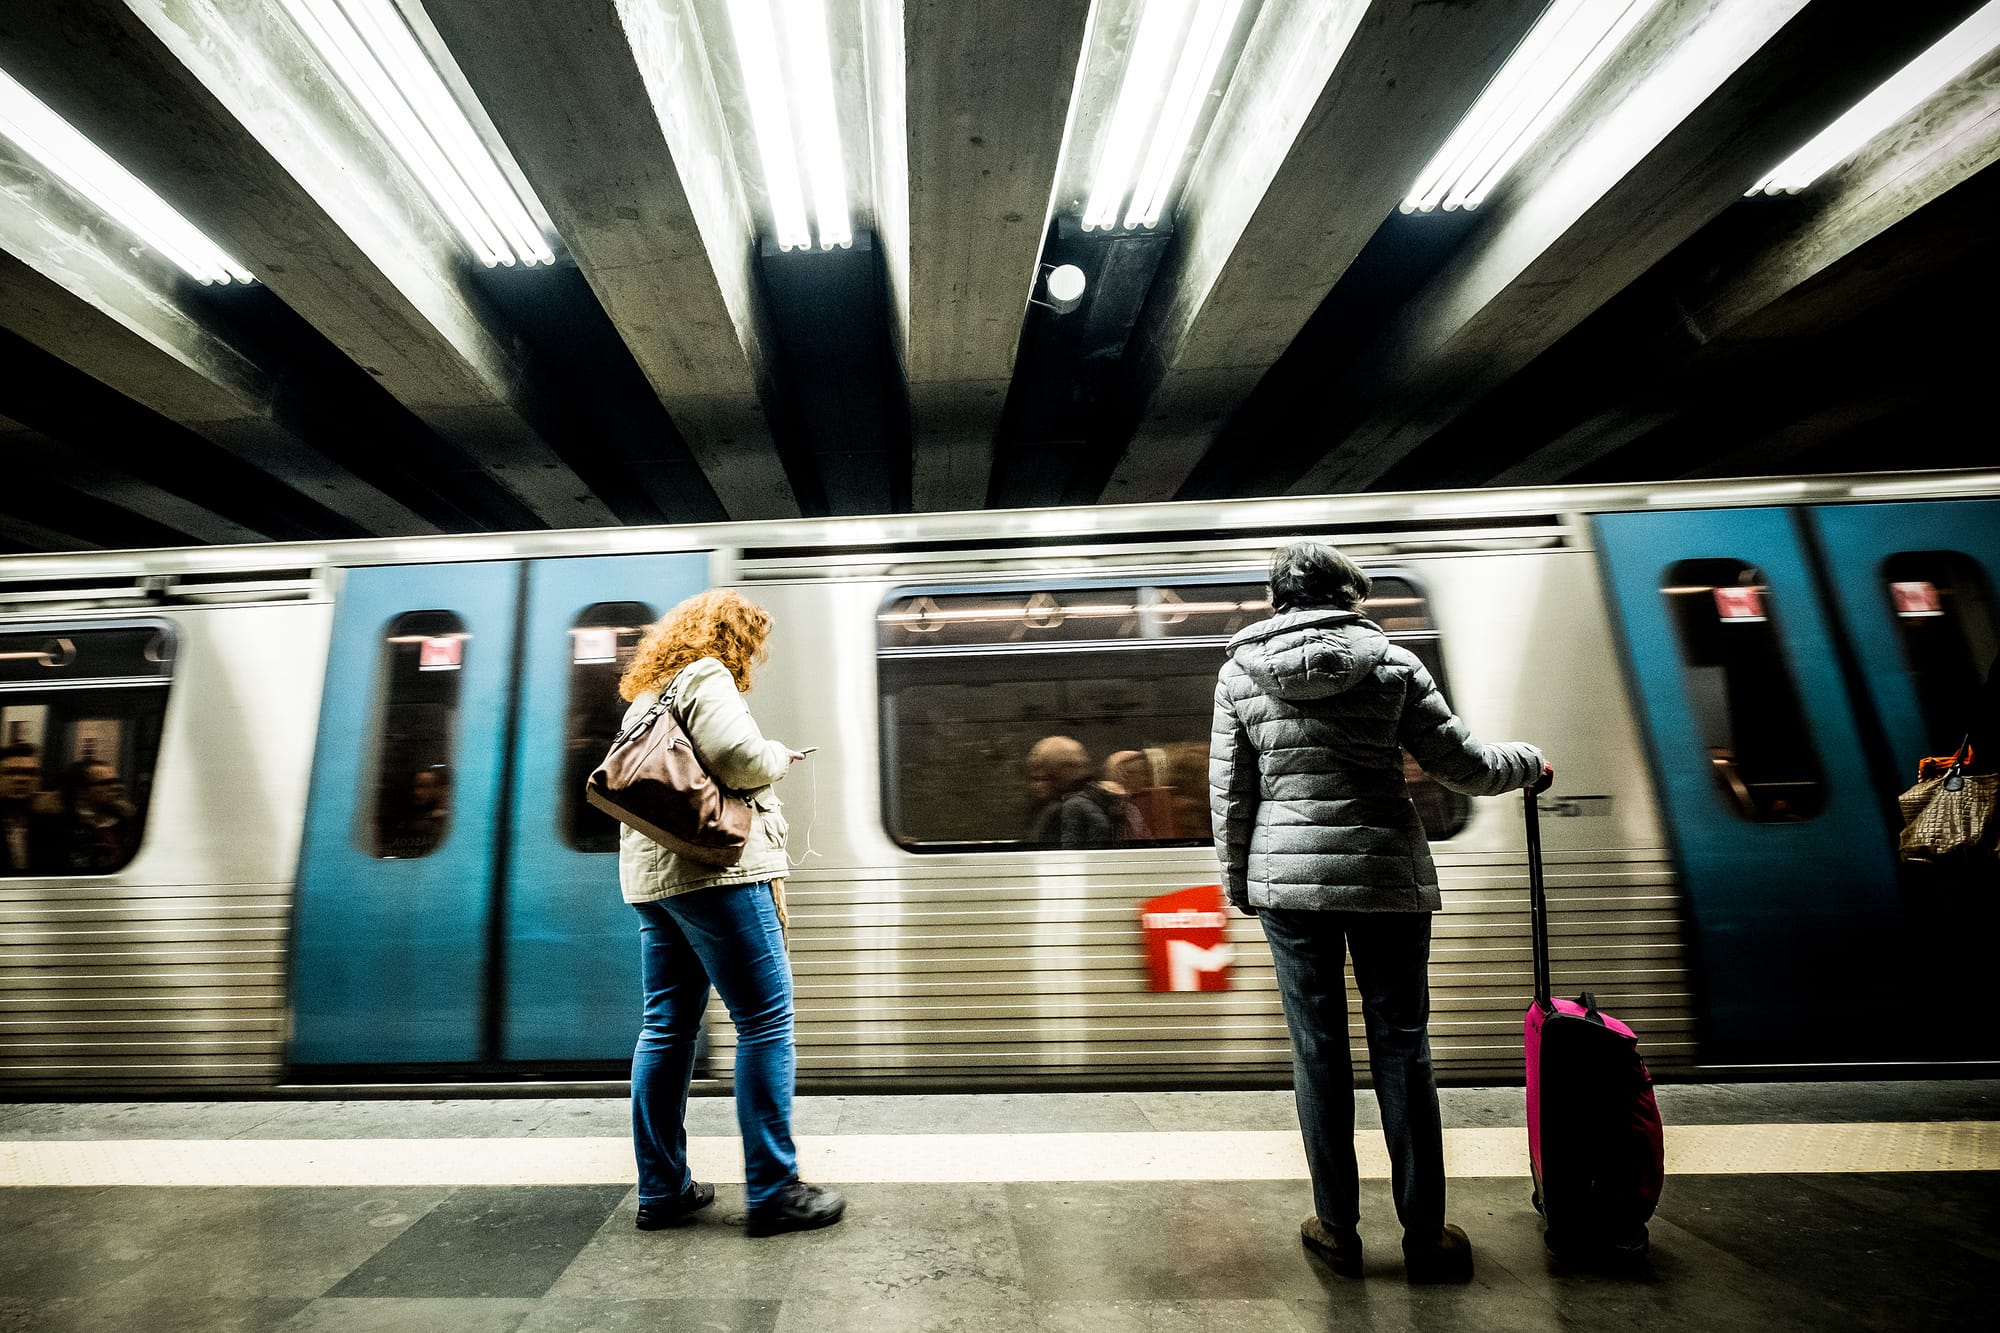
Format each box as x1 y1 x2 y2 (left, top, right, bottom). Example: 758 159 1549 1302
635 1181 715 1230
746 1181 847 1237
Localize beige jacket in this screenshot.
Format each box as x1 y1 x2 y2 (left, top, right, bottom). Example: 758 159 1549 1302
617 657 793 903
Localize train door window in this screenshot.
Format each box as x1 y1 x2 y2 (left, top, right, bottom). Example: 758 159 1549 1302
0 622 175 877
562 601 654 853
1879 552 1998 756
876 573 1467 850
1661 560 1827 822
366 611 468 859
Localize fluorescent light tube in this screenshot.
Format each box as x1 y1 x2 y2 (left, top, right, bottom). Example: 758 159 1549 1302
1748 1 2000 196
1125 0 1245 229
277 0 553 267
0 66 252 284
1083 0 1187 231
727 0 811 250
1403 0 1667 214
781 0 851 249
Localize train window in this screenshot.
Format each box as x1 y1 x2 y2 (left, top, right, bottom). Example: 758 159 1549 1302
561 601 655 853
0 622 175 878
1879 553 1998 757
1661 560 1827 822
877 574 1468 850
365 611 468 860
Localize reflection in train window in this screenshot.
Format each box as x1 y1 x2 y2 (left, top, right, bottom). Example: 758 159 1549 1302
1880 552 1998 756
367 612 467 860
562 602 655 853
877 574 1467 850
1662 560 1827 822
0 622 175 878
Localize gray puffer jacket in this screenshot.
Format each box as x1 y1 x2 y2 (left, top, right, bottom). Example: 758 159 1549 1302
1210 610 1542 914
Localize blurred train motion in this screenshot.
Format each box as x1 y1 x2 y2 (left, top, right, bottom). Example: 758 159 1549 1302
1 473 1995 1094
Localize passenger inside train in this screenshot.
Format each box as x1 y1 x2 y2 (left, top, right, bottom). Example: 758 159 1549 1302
380 765 451 861
1100 748 1159 840
0 741 59 876
57 758 138 875
1025 735 1126 848
2 741 151 877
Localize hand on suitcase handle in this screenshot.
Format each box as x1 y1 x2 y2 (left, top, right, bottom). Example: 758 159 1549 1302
1529 761 1555 795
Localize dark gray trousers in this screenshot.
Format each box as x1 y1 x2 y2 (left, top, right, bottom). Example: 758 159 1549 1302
1258 908 1445 1240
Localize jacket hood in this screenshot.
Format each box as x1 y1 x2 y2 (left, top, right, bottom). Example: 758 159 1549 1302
1226 609 1389 701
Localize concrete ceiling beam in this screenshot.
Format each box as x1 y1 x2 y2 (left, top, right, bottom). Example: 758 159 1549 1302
1486 410 1682 489
1484 52 2000 488
1684 46 2000 344
424 0 800 521
0 140 435 538
1 418 252 545
878 0 1092 512
0 513 100 554
1284 0 1985 496
1679 394 1912 480
0 0 609 529
1098 0 1544 505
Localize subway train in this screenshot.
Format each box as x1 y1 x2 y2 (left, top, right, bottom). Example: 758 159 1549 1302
1 472 1995 1095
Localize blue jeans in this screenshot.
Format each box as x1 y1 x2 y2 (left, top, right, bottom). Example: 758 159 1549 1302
1259 908 1445 1241
632 882 797 1209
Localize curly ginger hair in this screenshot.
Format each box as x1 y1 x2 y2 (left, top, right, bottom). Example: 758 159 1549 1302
618 589 772 700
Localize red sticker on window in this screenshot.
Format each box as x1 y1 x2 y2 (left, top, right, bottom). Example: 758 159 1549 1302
571 627 617 664
1712 586 1766 622
1890 581 1941 617
419 637 462 670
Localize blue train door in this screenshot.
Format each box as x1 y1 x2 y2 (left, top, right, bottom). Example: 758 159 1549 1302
500 554 707 1061
292 562 522 1064
1803 499 2000 1055
1594 508 1904 1063
291 553 708 1069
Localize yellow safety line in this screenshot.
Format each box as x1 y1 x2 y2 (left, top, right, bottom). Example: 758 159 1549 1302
0 1123 1993 1188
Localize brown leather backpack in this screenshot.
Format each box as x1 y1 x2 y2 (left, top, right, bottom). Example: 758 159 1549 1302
584 683 750 866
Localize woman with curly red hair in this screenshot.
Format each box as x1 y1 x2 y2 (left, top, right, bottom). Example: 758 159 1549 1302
615 589 845 1237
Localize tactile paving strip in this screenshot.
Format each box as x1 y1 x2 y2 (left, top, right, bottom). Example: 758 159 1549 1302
1 1122 1993 1187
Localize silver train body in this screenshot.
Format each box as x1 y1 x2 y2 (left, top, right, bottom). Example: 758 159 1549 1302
2 473 1994 1093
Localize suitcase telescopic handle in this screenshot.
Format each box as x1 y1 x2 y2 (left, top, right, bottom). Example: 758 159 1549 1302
1526 787 1553 1011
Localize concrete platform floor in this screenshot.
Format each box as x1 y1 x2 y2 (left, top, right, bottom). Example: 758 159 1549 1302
2 1081 1996 1332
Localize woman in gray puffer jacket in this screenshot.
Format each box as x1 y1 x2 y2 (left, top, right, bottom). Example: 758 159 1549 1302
1211 540 1550 1285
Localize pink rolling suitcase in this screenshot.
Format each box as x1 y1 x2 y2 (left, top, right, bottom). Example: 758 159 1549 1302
1522 789 1664 1258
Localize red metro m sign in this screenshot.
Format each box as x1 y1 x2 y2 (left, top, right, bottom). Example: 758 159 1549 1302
1140 884 1233 992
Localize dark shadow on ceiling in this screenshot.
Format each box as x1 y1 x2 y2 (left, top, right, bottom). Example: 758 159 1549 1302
195 281 538 533
1178 205 1484 501
0 326 361 542
468 259 730 525
758 230 903 517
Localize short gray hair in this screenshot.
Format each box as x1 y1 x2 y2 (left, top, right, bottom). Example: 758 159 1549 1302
1268 540 1370 613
